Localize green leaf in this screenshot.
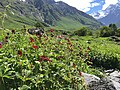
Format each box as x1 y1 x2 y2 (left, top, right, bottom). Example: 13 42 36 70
18 85 31 90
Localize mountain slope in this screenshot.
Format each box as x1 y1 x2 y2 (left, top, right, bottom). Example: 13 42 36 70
98 2 120 26
0 0 102 29
26 0 102 29
0 0 44 29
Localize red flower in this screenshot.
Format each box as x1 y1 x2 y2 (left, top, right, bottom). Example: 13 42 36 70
32 45 38 49
79 71 82 76
50 29 54 32
30 37 34 43
39 56 52 62
87 47 91 51
0 42 2 48
18 50 22 56
65 38 70 42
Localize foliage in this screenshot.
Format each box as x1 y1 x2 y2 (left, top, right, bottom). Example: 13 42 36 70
92 52 120 70
109 24 117 35
0 27 120 89
99 24 120 37
75 36 120 70
100 26 112 37
0 29 99 90
74 27 91 36
115 28 120 37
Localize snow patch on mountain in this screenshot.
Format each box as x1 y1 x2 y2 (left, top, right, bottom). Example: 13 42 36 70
90 3 119 19
90 11 107 19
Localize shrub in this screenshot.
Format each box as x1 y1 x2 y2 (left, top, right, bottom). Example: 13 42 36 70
109 24 117 35
115 28 120 37
100 26 112 37
92 52 120 70
74 27 90 36
0 29 90 90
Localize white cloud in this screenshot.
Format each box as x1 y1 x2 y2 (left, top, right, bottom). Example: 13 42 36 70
82 8 91 12
55 0 95 12
55 0 120 13
102 0 119 10
91 2 100 7
90 10 106 19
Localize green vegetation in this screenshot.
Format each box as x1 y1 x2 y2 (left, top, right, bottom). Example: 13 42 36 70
0 0 44 29
0 1 120 90
0 25 120 89
0 0 103 30
99 24 120 37
0 28 103 90
55 17 84 30
74 27 92 36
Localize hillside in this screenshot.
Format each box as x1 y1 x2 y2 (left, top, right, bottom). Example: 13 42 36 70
26 0 103 29
0 0 102 29
0 0 44 29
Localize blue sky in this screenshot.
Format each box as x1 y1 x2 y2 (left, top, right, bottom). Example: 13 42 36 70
87 0 104 14
55 0 119 14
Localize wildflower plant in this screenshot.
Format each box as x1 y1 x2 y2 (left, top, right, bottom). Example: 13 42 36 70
0 28 106 90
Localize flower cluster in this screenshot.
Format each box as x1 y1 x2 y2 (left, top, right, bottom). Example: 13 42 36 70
18 50 22 56
32 45 38 49
39 56 52 62
50 29 54 32
30 37 34 43
0 42 2 48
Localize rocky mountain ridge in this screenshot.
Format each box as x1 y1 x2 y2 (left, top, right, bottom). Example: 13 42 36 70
99 2 120 26
91 1 120 27
0 0 102 29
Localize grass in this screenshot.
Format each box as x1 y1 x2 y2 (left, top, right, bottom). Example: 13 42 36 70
55 17 84 30
71 36 120 59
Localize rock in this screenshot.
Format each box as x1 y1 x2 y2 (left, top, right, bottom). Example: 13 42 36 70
83 71 120 90
108 71 120 90
28 28 44 35
82 73 100 85
110 36 120 42
88 77 116 90
111 80 120 90
109 71 120 77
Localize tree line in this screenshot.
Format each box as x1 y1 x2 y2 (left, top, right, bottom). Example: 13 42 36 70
74 24 120 37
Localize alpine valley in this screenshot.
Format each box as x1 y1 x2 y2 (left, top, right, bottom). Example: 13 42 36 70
0 0 102 29
0 0 120 90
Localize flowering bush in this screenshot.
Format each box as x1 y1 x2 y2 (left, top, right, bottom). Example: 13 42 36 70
0 28 120 89
0 29 94 90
